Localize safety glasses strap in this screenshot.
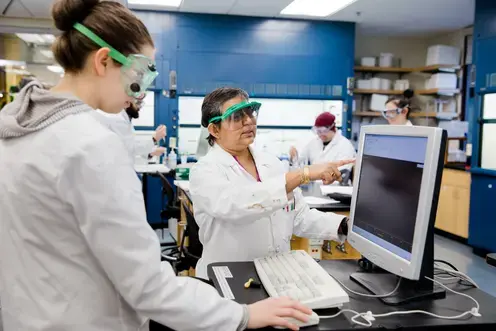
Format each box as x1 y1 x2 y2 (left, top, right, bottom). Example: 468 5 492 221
73 23 130 66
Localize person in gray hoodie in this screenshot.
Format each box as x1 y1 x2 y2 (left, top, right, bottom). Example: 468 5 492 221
0 0 311 331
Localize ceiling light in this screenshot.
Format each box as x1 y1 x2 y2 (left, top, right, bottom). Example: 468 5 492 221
281 0 357 17
47 65 64 74
128 0 182 7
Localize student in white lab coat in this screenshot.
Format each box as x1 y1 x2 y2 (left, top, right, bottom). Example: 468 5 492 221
190 87 354 279
381 89 415 126
289 112 356 169
0 1 312 331
94 103 167 163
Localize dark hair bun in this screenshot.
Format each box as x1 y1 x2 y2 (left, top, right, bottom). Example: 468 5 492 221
403 89 414 99
52 0 100 32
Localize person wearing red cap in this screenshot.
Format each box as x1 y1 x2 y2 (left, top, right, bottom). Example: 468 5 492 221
290 112 356 170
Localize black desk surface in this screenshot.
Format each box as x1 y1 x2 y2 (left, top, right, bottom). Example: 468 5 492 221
179 181 350 213
207 260 496 330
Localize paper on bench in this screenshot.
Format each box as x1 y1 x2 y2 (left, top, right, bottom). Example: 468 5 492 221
320 185 353 196
303 196 340 205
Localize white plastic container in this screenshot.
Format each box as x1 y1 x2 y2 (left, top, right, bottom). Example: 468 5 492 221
426 45 460 66
370 94 389 111
371 77 381 90
380 78 392 90
379 53 394 67
357 79 372 89
180 154 188 165
167 149 177 169
361 57 376 67
438 120 469 138
425 73 458 89
394 79 410 91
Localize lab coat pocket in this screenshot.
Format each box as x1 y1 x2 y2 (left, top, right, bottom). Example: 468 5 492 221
280 196 296 242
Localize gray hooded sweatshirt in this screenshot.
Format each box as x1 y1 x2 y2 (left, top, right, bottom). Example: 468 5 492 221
0 81 246 331
0 81 90 139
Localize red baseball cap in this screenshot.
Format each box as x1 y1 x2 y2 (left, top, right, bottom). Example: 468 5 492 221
315 112 336 129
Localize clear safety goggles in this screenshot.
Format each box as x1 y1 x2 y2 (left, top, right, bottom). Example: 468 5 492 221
382 108 403 120
312 125 335 135
73 23 159 101
208 100 261 130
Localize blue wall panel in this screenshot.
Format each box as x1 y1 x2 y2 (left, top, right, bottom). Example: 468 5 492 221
467 0 496 253
132 11 355 223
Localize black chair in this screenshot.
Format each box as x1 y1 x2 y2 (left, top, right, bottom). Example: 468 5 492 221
162 202 202 274
181 203 202 269
156 171 181 221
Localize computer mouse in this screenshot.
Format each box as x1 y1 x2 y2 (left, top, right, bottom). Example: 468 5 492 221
275 310 320 329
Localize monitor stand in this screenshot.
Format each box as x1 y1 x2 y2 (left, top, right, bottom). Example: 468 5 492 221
350 215 446 306
350 272 445 306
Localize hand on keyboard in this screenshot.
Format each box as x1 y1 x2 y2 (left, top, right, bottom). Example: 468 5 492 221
247 297 312 331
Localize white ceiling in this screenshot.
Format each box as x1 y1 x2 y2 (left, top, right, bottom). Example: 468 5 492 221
1 0 475 37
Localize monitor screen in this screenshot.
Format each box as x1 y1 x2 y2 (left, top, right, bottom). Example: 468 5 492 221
352 134 428 262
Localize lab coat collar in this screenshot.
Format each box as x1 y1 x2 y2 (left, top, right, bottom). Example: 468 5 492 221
211 143 272 168
322 131 342 151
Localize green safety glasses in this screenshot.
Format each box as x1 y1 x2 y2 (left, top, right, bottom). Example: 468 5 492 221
73 23 159 100
208 100 261 130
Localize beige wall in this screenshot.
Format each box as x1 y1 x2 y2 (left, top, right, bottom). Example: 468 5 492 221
355 34 430 68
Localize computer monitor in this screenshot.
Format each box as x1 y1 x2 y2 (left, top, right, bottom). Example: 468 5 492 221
347 125 447 305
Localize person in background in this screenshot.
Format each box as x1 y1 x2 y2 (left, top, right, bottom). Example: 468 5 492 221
381 89 415 126
94 102 167 163
289 112 356 170
0 1 312 330
190 87 354 279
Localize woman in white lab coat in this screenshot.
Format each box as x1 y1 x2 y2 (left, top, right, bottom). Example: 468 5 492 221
289 112 356 169
381 89 415 126
190 87 353 279
0 1 311 331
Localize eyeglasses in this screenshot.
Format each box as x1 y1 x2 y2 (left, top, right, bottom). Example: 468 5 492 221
209 100 261 130
312 125 334 135
382 108 402 120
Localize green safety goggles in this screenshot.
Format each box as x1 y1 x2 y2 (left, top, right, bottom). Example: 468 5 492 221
208 100 261 128
73 23 159 100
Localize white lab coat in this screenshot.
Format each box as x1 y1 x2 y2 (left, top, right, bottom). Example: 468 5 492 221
405 120 413 126
92 110 157 163
299 131 356 169
0 113 243 331
190 144 346 279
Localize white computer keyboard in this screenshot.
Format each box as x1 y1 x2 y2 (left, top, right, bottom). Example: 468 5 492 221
254 250 349 309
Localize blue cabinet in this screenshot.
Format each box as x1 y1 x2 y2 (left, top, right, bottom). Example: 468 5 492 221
467 0 496 253
468 173 496 252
